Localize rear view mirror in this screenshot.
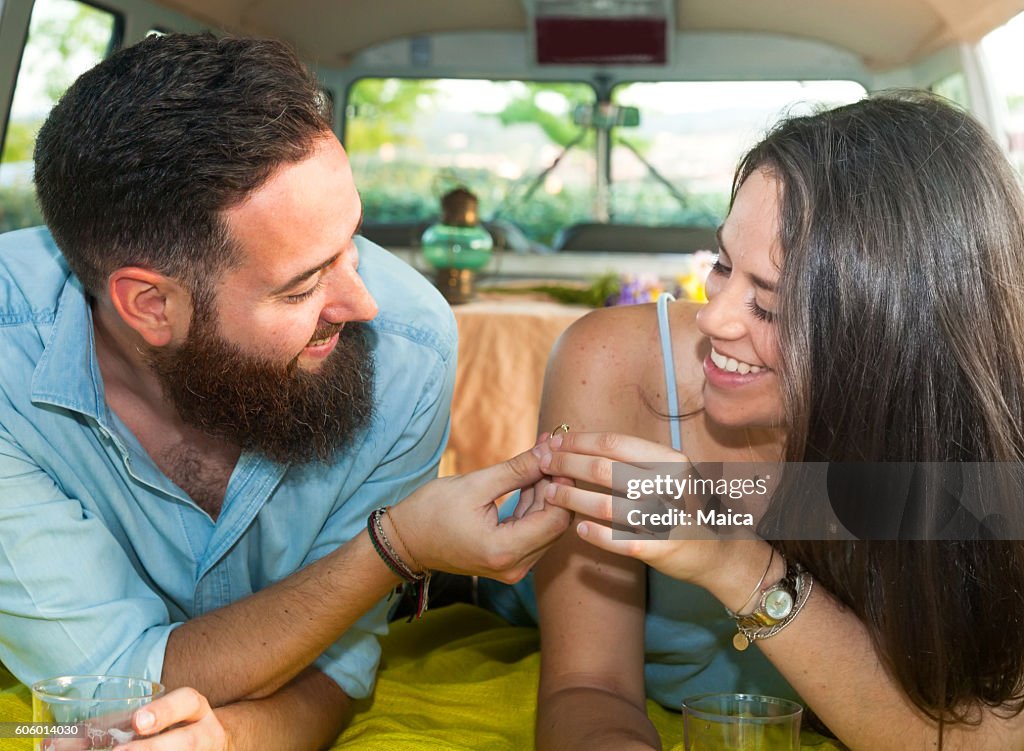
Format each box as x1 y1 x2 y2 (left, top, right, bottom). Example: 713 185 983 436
573 103 640 129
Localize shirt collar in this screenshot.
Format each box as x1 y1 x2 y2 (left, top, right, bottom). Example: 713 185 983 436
30 275 109 422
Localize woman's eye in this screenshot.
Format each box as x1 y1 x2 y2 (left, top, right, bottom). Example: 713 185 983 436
710 256 731 276
747 299 776 323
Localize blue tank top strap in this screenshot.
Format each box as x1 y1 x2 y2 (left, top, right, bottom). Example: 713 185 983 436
656 292 683 452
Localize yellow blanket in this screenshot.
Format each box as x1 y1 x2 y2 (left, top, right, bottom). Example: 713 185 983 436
0 605 843 750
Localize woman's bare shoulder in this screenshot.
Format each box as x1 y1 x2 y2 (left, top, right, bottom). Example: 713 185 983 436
547 299 706 403
549 304 656 378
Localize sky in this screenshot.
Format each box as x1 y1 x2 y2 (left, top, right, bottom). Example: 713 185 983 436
981 10 1024 97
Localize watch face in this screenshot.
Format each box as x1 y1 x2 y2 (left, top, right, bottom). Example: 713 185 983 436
764 588 794 620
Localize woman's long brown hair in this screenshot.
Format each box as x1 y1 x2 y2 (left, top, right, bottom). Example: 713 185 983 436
735 93 1024 729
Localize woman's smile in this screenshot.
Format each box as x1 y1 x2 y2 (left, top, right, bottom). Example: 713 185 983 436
708 346 765 374
703 346 772 389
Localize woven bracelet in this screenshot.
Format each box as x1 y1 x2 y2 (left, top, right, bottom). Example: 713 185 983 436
366 507 432 620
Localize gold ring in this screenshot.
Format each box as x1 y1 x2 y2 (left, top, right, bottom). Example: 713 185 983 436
551 423 570 436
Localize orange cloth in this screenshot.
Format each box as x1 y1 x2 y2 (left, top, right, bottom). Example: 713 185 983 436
447 300 589 475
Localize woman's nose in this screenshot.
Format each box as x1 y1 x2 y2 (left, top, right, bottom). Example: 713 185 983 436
696 281 747 341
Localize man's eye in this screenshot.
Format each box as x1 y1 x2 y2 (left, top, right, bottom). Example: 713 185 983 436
285 278 324 303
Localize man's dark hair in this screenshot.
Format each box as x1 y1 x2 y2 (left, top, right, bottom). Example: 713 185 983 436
34 33 332 301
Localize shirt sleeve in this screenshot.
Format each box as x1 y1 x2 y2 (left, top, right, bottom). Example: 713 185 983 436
305 330 457 699
0 425 179 685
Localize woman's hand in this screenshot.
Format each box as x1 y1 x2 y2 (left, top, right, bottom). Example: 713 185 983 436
113 687 229 751
511 433 575 520
388 440 572 584
536 430 764 597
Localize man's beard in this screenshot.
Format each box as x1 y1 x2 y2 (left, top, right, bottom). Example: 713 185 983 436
146 305 376 465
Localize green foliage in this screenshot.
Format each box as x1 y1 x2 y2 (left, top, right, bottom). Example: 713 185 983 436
0 120 41 164
1 0 116 237
0 185 43 234
355 156 728 246
612 183 725 226
931 73 970 111
353 153 579 245
481 273 620 307
28 2 113 103
496 100 585 149
493 81 594 149
348 78 723 244
354 160 482 223
496 187 592 246
360 186 437 224
346 79 439 153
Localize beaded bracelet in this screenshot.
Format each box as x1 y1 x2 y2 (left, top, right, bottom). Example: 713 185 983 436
384 507 424 574
367 507 431 620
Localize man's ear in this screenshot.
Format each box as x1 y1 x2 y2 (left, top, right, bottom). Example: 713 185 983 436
107 267 191 347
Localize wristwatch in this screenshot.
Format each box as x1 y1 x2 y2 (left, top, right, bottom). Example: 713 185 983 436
726 558 810 651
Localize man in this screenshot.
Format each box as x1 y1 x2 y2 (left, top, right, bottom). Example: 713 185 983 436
0 33 567 750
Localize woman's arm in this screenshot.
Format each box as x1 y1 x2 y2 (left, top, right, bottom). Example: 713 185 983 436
749 562 1024 751
541 431 1024 751
533 309 664 751
535 533 658 751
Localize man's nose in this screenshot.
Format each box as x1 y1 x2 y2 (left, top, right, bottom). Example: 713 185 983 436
322 264 379 323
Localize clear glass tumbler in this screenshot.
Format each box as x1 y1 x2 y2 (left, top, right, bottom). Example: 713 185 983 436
682 693 803 751
31 675 163 751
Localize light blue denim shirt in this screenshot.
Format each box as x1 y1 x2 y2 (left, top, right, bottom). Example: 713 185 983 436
0 227 457 699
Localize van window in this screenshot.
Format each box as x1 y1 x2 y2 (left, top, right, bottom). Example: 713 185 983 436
610 80 865 228
0 0 121 233
930 73 969 111
345 78 597 247
982 11 1024 176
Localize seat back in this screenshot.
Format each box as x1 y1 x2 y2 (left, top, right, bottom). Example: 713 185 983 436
553 223 718 253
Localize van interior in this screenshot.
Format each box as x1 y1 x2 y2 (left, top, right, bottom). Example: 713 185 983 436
2 0 1023 281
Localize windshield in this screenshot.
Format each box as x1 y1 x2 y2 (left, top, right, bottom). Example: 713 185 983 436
345 78 598 248
344 77 865 248
610 80 866 226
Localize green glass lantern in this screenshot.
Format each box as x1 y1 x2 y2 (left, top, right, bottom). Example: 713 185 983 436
421 188 493 304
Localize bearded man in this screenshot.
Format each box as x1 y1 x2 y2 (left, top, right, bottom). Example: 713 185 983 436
0 33 567 750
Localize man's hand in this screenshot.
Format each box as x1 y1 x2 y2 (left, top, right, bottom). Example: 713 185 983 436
113 688 229 751
535 430 745 588
156 444 568 717
389 442 572 583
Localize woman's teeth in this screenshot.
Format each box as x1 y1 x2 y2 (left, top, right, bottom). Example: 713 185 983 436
710 347 763 374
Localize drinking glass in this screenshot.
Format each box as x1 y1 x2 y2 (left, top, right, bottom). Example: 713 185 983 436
682 693 802 751
31 675 163 751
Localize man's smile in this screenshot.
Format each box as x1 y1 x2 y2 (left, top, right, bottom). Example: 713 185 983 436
304 322 344 354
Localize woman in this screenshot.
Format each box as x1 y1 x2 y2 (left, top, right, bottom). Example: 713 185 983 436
516 93 1024 749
